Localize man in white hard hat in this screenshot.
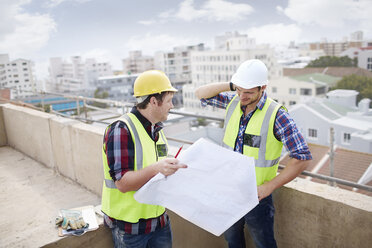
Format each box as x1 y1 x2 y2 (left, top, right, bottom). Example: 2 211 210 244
101 70 187 248
195 59 312 248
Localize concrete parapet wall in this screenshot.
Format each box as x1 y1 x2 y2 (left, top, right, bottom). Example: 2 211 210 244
1 104 371 247
69 122 105 195
274 179 372 248
49 117 79 180
0 105 7 146
2 103 54 167
1 103 105 195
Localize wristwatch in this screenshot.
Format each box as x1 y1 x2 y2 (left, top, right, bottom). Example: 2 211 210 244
229 82 235 91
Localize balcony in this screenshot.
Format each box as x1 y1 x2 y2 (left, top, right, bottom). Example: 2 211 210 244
0 103 371 247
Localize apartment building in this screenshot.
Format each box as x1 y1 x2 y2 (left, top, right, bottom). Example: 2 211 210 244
214 31 256 51
358 47 372 71
96 74 138 102
289 89 372 153
268 73 340 107
154 44 205 106
48 56 112 93
339 46 372 71
309 40 363 57
183 39 281 116
0 54 36 98
122 51 154 74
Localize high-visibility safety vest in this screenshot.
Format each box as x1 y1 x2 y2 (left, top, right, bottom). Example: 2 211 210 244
101 113 168 223
222 95 283 186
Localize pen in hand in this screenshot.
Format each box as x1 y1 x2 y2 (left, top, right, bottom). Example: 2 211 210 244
175 145 183 158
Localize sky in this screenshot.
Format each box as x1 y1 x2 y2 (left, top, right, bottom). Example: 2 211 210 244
1 0 372 79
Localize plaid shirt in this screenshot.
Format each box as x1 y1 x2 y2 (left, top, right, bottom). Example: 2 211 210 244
102 106 169 234
201 91 312 160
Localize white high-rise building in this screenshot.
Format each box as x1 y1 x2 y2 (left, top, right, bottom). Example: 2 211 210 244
350 31 363 42
183 36 281 116
122 51 154 74
154 44 205 106
215 31 256 51
0 54 36 99
48 56 112 92
358 47 372 71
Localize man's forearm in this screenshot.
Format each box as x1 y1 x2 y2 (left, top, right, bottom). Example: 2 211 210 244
270 158 309 190
258 158 309 200
195 82 230 99
115 165 158 193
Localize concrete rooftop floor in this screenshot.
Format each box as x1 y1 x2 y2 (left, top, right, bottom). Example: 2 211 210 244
0 146 102 247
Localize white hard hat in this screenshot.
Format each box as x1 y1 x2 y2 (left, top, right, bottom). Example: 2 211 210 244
231 59 268 89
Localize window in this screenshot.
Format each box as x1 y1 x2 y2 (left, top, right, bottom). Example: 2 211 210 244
308 128 318 139
300 88 312 95
343 133 351 144
272 87 277 93
289 101 296 105
316 86 326 95
289 88 296 94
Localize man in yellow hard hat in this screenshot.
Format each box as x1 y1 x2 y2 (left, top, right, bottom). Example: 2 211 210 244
195 59 312 248
101 70 187 248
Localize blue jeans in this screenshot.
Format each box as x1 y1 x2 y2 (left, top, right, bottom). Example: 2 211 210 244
224 195 277 248
111 222 172 248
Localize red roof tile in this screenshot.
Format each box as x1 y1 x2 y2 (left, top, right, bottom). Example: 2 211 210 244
279 144 372 197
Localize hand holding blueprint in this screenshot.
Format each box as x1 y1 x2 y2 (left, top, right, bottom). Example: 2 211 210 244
134 138 258 236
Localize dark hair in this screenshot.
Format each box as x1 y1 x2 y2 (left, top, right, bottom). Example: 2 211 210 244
136 91 169 109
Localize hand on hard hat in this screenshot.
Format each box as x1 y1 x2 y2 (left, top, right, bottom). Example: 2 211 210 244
133 70 177 97
231 59 268 90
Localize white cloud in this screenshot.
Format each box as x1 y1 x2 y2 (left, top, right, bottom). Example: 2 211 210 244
138 20 155 26
0 1 56 58
45 0 92 8
202 0 254 22
279 0 372 29
175 0 207 21
158 10 174 19
171 0 253 22
247 23 302 45
124 33 199 55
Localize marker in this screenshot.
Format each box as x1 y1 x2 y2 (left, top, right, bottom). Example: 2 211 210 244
175 145 183 158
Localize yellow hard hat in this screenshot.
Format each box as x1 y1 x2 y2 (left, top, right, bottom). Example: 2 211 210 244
133 70 177 97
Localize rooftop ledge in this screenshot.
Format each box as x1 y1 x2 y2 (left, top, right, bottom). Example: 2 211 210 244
0 103 371 248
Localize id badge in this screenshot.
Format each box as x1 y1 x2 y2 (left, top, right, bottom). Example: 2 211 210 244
243 133 261 148
156 144 168 157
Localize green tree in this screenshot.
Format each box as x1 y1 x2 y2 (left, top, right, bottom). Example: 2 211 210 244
331 74 372 106
197 118 207 126
35 103 51 113
306 56 356 67
93 88 109 108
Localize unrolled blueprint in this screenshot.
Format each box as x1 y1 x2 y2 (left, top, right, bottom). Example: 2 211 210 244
134 138 258 236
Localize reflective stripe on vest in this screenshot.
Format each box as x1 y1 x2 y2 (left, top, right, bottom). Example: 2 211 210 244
104 115 143 189
223 96 240 135
256 100 280 168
